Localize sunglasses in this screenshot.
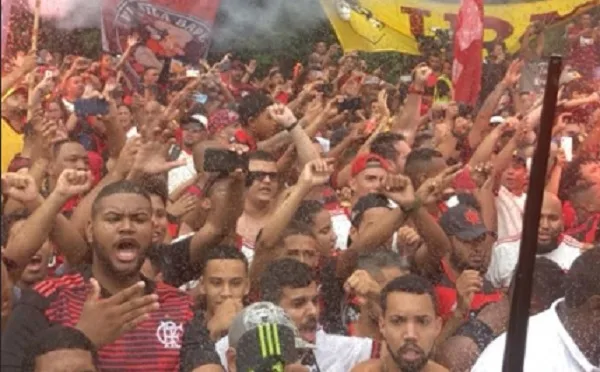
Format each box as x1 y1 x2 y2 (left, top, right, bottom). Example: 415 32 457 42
246 171 279 186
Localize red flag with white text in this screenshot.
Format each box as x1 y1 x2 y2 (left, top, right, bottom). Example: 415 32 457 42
101 0 221 82
452 0 484 106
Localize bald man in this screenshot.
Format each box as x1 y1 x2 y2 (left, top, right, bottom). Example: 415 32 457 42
486 192 584 289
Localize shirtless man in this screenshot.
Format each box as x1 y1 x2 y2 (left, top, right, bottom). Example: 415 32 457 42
352 275 448 372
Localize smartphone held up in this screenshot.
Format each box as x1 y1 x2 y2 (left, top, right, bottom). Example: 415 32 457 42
203 148 249 174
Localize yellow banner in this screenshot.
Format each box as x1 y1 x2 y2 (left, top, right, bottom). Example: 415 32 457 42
321 0 599 55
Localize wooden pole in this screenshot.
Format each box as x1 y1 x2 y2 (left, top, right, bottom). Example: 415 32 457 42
27 0 42 121
501 55 562 372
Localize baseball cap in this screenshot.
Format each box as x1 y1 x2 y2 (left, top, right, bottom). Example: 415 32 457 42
228 302 315 350
235 323 299 370
350 153 391 177
439 204 488 241
182 114 208 130
350 193 392 227
490 116 505 125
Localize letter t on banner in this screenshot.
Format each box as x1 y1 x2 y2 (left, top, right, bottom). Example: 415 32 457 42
452 0 484 106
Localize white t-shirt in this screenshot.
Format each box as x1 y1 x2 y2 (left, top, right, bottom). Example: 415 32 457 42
331 209 351 251
472 299 600 372
167 150 195 193
495 186 526 240
215 329 373 372
486 235 582 288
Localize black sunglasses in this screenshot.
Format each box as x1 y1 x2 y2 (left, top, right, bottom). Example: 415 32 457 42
246 171 279 186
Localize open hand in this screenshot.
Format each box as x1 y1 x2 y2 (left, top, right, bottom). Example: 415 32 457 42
76 279 160 347
167 193 197 218
132 140 186 175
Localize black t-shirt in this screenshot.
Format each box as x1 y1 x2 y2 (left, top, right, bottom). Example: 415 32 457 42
160 236 204 289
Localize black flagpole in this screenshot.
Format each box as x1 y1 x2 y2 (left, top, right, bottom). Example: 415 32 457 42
501 55 562 372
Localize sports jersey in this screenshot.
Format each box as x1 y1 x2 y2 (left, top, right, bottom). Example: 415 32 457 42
0 266 220 371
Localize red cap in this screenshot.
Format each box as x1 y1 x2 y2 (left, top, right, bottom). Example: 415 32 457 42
351 153 390 177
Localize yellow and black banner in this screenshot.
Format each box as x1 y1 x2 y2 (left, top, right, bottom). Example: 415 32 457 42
320 0 598 55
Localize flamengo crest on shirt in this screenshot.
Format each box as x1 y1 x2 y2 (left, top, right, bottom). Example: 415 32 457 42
156 320 184 349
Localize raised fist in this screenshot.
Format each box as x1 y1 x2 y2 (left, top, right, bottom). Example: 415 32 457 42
267 103 297 129
299 158 335 188
1 173 39 204
54 169 93 199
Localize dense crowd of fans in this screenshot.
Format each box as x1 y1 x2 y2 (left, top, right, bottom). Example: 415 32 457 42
0 9 599 372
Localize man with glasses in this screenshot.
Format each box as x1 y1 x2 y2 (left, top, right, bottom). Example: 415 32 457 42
236 151 282 262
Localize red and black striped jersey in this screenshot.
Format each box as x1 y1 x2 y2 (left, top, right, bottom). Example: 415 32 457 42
1 266 220 372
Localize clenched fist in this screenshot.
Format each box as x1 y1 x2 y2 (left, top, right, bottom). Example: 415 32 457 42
344 270 381 305
1 173 39 205
54 169 93 199
299 158 335 189
267 103 297 129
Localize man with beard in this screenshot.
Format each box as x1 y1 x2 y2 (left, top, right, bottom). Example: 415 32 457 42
487 192 583 289
1 180 222 371
473 247 600 371
351 275 448 372
216 258 379 371
433 204 502 321
436 257 566 372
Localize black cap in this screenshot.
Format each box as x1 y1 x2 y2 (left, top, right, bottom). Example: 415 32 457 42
439 204 488 241
351 193 391 227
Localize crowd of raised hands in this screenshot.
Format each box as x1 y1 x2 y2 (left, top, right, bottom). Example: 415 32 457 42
1 17 600 372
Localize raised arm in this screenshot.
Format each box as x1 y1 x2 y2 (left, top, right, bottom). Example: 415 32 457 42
469 60 522 148
3 170 91 276
255 159 334 253
391 65 431 146
1 52 37 97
